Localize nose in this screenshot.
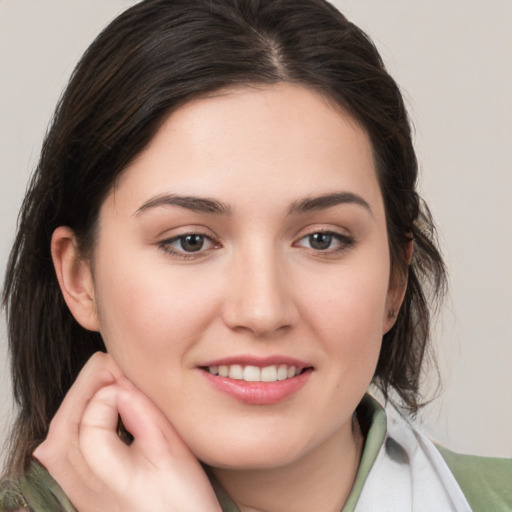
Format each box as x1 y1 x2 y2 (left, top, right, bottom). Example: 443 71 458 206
222 244 299 337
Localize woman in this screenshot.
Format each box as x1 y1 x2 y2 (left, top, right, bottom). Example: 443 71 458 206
1 0 510 511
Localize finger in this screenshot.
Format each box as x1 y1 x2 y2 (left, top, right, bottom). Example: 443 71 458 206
32 353 127 512
115 379 192 462
114 381 217 505
80 378 189 476
80 383 221 512
79 384 133 490
34 351 126 461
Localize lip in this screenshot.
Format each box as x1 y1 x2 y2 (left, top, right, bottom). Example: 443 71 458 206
198 355 313 405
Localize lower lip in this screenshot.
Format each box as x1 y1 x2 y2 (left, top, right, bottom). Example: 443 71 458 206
200 369 313 405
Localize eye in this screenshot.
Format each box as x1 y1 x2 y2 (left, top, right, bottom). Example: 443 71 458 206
159 233 218 257
177 234 207 252
295 231 353 253
307 232 334 250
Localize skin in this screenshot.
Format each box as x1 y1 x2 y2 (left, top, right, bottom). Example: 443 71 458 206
40 84 406 512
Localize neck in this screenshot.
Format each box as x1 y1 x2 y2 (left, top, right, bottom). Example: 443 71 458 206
211 415 364 512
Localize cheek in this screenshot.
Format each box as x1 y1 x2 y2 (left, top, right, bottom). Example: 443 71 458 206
297 258 390 366
92 252 221 385
304 264 389 326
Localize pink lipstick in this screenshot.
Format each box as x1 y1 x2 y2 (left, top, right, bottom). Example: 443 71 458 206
199 355 313 405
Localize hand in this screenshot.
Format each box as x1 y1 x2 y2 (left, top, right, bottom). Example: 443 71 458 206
33 352 222 512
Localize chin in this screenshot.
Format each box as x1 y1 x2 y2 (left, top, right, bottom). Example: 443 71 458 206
192 428 317 471
202 450 304 472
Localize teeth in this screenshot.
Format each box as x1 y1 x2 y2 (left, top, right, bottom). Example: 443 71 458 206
243 366 261 382
229 364 243 380
207 364 302 382
261 365 277 382
277 364 288 380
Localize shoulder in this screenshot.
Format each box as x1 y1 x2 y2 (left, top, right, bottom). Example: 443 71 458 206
0 460 77 512
0 472 29 511
436 444 512 512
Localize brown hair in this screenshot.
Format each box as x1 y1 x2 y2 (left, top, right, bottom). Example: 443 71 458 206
2 0 446 474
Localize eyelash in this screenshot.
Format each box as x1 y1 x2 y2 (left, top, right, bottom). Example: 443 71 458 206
158 230 354 260
159 232 219 260
294 230 354 255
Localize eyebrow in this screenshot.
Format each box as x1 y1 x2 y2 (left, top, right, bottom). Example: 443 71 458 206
288 192 373 216
134 193 232 216
134 191 372 218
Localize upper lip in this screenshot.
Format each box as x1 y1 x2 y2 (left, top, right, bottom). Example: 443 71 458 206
199 355 313 370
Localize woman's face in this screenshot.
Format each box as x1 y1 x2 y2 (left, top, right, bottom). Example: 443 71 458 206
88 84 398 469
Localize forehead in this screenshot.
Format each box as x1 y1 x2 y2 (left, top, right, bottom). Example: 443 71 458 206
108 83 382 217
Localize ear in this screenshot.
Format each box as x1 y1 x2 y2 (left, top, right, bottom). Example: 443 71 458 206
51 226 100 331
382 239 414 334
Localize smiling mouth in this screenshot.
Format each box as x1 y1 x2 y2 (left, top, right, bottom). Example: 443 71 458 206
202 364 308 383
200 361 313 404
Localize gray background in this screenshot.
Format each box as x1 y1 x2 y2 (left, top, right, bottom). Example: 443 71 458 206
1 0 511 465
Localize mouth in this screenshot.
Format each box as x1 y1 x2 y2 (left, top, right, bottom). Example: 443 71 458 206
198 357 313 405
202 364 306 382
